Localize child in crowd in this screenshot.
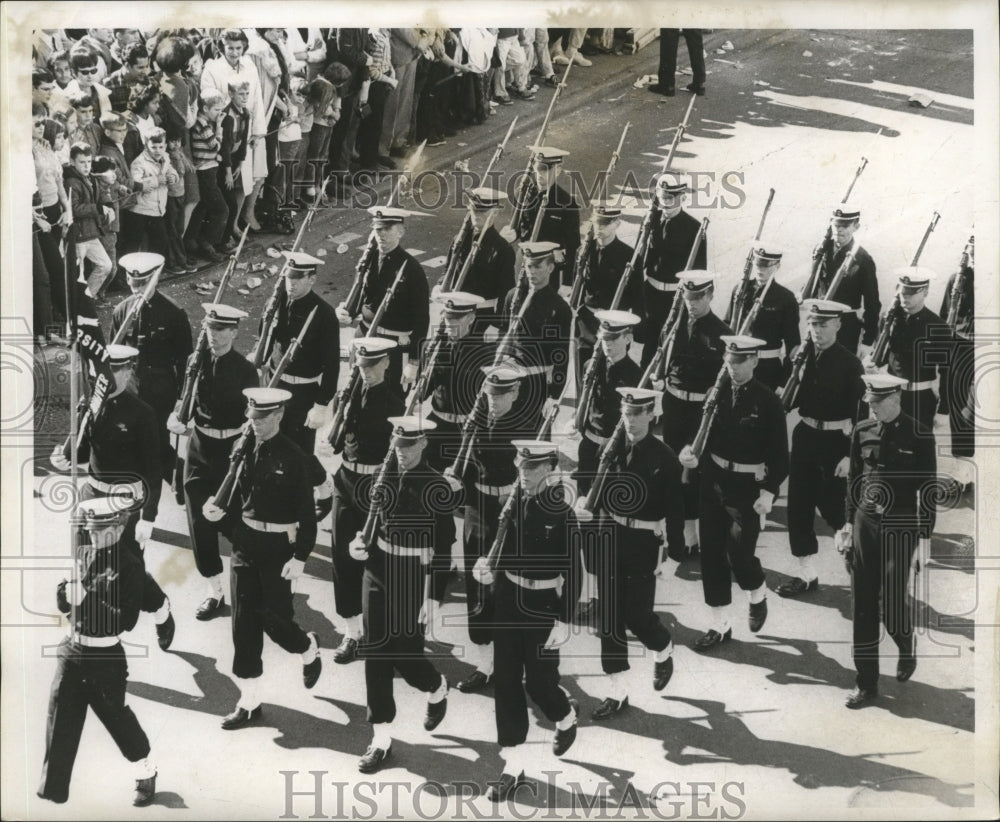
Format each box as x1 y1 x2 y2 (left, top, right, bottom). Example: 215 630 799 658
186 88 230 262
219 79 251 242
276 76 305 208
63 142 114 296
67 93 103 154
165 128 197 274
124 127 178 257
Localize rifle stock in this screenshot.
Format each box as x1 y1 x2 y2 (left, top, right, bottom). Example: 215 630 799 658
946 234 974 330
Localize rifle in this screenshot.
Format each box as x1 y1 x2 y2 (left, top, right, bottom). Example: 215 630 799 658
569 122 631 311
449 209 499 294
662 94 698 173
946 233 974 330
327 262 409 451
871 211 940 368
507 61 573 233
250 175 331 371
439 117 518 293
213 307 318 508
799 153 871 302
728 189 776 331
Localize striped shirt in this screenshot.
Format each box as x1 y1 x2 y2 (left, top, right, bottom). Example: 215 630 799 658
189 114 221 170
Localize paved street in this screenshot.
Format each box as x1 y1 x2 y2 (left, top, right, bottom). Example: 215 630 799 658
4 27 993 821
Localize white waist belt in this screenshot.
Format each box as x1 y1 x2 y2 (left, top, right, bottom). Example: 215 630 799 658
73 634 120 648
505 570 562 590
243 516 297 538
377 536 431 561
196 424 243 439
584 428 609 446
519 364 555 377
905 379 936 391
477 298 499 310
757 348 781 360
644 275 679 292
362 324 412 346
340 460 381 475
610 512 665 533
87 477 143 498
280 373 321 385
666 384 707 402
710 453 766 480
432 409 467 424
800 416 853 434
475 480 516 497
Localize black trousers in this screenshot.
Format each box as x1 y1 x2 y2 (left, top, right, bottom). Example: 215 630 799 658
120 212 168 257
575 433 601 498
638 287 677 368
698 467 765 607
279 379 321 455
787 423 850 557
38 639 150 804
79 483 167 614
948 336 975 457
356 82 392 169
230 527 310 679
661 391 703 521
362 558 443 724
138 365 180 485
658 29 706 87
850 511 917 691
597 527 671 674
900 387 937 433
183 429 238 579
331 466 373 620
462 492 504 646
493 573 572 748
185 167 229 249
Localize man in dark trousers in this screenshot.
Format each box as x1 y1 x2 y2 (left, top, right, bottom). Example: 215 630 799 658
837 374 937 708
504 146 581 289
574 387 685 719
167 303 258 620
38 498 158 807
51 344 175 650
330 337 404 664
437 188 516 339
202 388 322 730
724 244 800 390
817 205 880 356
680 335 788 651
639 173 707 372
348 416 457 774
111 252 193 485
939 240 975 489
778 300 865 597
337 206 430 398
650 29 706 96
472 440 582 802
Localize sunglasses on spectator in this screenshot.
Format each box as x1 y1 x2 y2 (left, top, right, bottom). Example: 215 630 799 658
77 67 99 75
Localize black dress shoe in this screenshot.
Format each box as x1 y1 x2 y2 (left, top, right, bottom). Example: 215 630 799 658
358 744 390 774
649 83 676 96
133 773 157 807
195 595 224 621
592 696 628 720
693 628 732 653
156 612 175 651
653 657 674 691
776 577 818 598
457 670 492 693
845 687 878 709
553 698 579 756
488 771 526 802
684 82 706 96
748 598 768 633
333 636 358 664
424 681 449 731
221 705 262 730
303 632 321 689
897 655 917 682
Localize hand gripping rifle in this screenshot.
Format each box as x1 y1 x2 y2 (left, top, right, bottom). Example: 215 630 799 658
871 211 940 368
507 61 573 233
213 307 318 509
327 262 409 451
440 117 518 293
728 189 776 331
568 122 632 311
946 232 974 330
250 175 331 372
799 153 872 302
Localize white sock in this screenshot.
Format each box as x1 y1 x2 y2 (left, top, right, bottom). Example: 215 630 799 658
608 672 628 702
684 519 699 547
153 597 171 625
477 643 495 676
799 555 818 582
555 689 576 730
345 615 363 640
130 756 157 780
654 642 673 663
710 606 731 634
748 584 767 605
371 722 393 750
208 574 223 599
428 675 448 704
301 632 318 664
235 676 260 711
580 571 597 601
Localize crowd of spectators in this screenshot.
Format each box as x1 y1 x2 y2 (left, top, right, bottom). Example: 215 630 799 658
31 26 619 344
